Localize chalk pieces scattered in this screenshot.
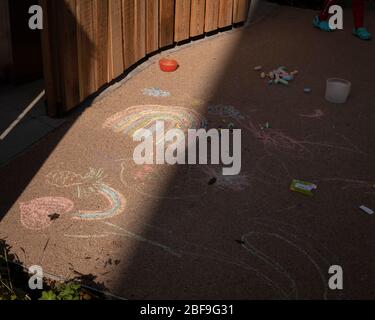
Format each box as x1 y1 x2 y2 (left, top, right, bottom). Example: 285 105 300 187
282 75 294 81
360 205 374 215
261 122 271 130
256 66 298 87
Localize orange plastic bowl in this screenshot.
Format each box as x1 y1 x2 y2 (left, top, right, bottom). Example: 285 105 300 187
159 58 178 72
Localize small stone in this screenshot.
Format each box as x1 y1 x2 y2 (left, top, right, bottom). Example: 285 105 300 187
48 213 60 221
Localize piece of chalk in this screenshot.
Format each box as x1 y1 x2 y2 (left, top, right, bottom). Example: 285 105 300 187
304 88 312 93
282 75 294 81
291 70 299 76
279 79 289 86
254 66 262 71
261 72 266 79
360 205 374 215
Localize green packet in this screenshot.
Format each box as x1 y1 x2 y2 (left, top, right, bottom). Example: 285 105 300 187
290 179 317 196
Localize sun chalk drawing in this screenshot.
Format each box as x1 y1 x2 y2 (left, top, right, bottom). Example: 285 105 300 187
103 105 206 138
142 88 171 98
20 197 74 230
46 168 126 220
46 168 107 199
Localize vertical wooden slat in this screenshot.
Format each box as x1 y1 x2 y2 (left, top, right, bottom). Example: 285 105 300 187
159 0 175 48
204 0 220 32
122 0 135 69
135 0 146 61
146 0 159 54
40 0 61 116
108 0 124 80
123 0 146 68
175 0 191 42
0 0 12 79
93 0 109 89
56 0 80 111
219 0 233 28
190 0 205 37
233 0 250 23
77 0 96 101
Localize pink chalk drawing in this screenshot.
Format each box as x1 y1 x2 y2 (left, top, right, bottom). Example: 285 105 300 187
20 197 74 231
134 165 156 181
244 119 307 154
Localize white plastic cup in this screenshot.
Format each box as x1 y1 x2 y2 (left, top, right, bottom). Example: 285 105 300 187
325 78 351 104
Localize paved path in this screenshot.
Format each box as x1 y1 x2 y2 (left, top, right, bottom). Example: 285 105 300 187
1 6 375 299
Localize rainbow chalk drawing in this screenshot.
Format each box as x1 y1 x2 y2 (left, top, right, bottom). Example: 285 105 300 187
103 105 207 140
73 184 126 220
20 197 74 230
46 168 126 220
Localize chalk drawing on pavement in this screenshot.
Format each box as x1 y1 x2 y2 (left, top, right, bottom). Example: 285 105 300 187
72 184 126 220
142 88 171 98
103 105 207 139
20 197 74 231
46 168 126 220
46 168 107 199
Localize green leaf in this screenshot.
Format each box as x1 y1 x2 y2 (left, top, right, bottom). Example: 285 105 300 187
39 291 57 300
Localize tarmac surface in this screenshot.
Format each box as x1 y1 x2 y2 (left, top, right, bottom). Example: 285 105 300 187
0 5 375 299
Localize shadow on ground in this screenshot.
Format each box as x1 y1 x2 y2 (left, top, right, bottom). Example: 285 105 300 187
0 3 375 300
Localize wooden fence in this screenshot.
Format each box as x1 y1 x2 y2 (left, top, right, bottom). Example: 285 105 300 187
0 0 11 81
40 0 250 116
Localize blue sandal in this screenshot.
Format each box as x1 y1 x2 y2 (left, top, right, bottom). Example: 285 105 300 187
353 28 372 41
313 16 333 32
